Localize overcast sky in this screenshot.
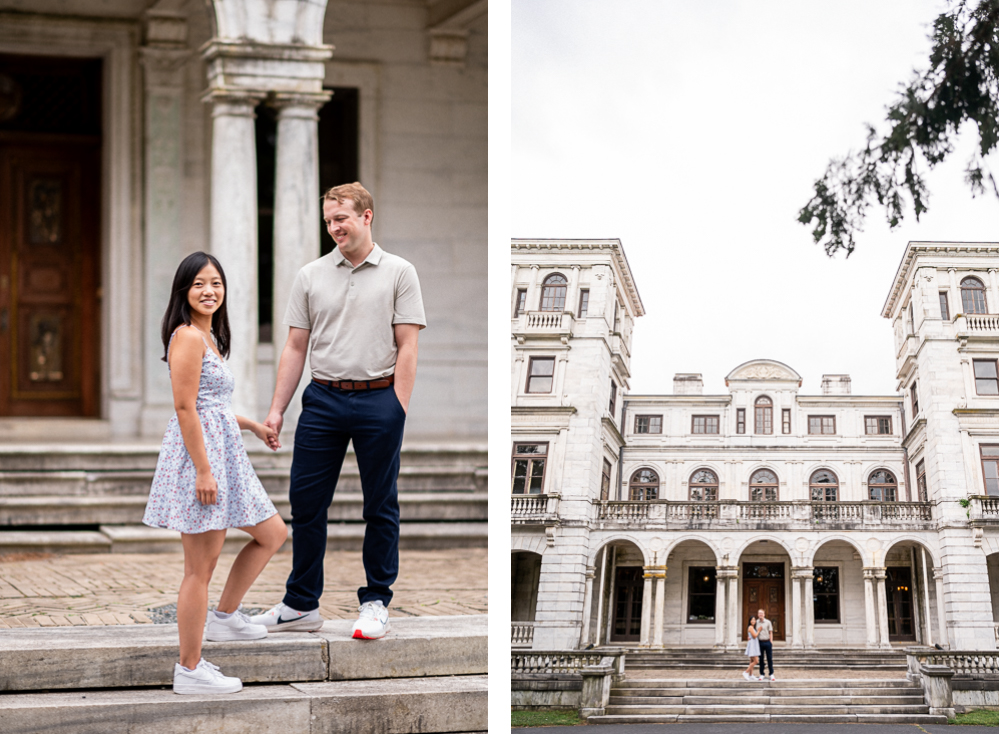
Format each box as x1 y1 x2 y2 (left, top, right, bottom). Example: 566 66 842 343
511 0 999 397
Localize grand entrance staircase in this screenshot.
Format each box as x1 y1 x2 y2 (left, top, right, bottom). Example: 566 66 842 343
590 678 944 724
627 647 908 671
0 614 487 733
0 442 487 554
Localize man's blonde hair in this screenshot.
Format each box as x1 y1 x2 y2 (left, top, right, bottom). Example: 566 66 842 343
323 182 374 220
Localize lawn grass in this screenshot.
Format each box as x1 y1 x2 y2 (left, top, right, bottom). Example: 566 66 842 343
949 708 999 725
511 709 583 727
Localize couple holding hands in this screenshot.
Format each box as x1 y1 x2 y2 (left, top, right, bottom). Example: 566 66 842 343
141 183 425 694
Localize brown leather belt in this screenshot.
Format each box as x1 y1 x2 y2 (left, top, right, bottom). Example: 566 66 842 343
313 374 394 391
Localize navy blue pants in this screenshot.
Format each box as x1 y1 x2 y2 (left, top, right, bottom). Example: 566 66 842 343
282 381 405 611
758 640 773 676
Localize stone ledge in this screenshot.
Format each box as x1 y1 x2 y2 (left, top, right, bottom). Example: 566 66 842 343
0 614 486 691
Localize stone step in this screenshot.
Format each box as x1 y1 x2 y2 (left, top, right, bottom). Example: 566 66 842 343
0 521 487 554
0 675 489 734
0 614 486 691
615 678 919 689
588 713 948 724
612 687 922 698
604 704 931 716
0 492 488 525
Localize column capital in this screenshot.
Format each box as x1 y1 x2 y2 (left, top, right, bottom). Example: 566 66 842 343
269 90 333 118
715 567 739 579
202 88 267 114
863 567 886 580
932 567 945 580
791 567 814 579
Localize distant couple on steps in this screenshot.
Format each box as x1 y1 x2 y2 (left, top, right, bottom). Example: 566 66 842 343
743 609 776 681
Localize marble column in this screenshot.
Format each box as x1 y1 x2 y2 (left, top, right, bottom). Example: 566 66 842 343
580 565 595 647
933 567 948 649
270 92 330 429
594 547 608 648
727 573 740 649
206 90 265 420
920 548 934 648
652 568 666 648
804 572 815 648
790 572 803 648
139 36 190 435
713 570 727 648
639 569 653 646
863 569 879 648
875 568 892 649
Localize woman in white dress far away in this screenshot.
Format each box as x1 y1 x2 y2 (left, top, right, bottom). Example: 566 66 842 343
743 616 761 680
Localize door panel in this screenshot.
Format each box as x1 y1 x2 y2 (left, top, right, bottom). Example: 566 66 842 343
742 563 785 641
611 566 643 642
886 567 916 642
0 142 99 416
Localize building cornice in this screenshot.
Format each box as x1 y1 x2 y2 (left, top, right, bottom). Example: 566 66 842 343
881 241 999 318
511 238 645 317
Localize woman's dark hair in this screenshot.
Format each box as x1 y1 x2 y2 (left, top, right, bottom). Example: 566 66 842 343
160 252 231 361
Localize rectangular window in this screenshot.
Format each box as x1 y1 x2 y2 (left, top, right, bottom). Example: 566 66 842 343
691 415 719 434
910 382 919 416
981 445 998 497
813 567 839 622
511 443 547 494
865 416 892 435
687 567 717 623
808 416 836 435
755 405 772 434
514 289 526 317
635 415 662 434
916 459 928 502
750 486 778 502
973 359 999 395
609 380 617 414
782 409 791 434
578 289 589 318
939 291 950 321
525 357 555 393
736 408 745 434
601 459 611 501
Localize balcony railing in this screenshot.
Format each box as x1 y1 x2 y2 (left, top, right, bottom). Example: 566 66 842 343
511 622 535 648
957 312 999 334
512 311 574 338
969 495 999 524
511 493 560 524
594 500 935 529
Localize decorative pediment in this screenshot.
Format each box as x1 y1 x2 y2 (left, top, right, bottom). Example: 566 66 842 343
726 359 801 382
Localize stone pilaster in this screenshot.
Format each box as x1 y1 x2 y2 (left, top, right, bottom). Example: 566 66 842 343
651 566 666 648
579 565 595 648
874 568 892 649
639 569 653 646
863 568 880 648
933 567 949 648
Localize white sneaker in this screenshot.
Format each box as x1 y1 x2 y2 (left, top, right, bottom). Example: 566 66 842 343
173 659 242 694
758 675 765 681
742 671 750 680
770 674 777 681
248 602 324 632
205 605 268 641
351 600 389 639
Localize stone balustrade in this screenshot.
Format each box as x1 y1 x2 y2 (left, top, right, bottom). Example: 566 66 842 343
920 651 999 678
511 622 535 648
956 312 999 334
594 500 935 530
511 494 560 525
968 495 998 523
511 651 611 676
512 311 574 338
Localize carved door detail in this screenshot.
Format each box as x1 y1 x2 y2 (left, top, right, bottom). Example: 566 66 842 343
0 143 100 416
742 562 785 641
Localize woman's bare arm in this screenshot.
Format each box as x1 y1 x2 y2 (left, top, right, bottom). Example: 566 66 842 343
169 328 216 504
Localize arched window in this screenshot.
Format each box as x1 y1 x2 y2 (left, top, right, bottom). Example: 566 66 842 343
868 470 897 501
961 277 987 314
689 469 718 501
629 468 659 501
810 469 839 502
754 396 773 435
750 469 778 501
539 273 568 311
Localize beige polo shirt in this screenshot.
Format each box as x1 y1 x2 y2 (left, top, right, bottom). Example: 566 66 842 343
756 618 772 641
283 243 426 380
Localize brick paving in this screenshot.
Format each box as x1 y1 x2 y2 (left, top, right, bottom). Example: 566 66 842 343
0 548 487 628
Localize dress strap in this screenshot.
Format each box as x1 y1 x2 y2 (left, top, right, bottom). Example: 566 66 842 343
166 323 210 366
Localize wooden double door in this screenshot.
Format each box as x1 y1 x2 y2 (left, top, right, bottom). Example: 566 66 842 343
742 563 785 641
0 54 101 417
610 567 643 642
885 567 916 642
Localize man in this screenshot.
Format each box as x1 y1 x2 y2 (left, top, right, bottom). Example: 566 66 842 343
250 182 425 639
756 608 776 681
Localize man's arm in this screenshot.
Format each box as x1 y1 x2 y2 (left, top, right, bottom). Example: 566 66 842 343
264 326 310 448
392 323 419 414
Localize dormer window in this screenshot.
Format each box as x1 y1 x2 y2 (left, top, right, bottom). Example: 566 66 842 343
539 273 567 311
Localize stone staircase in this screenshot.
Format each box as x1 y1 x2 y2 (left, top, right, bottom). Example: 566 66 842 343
0 443 487 553
0 613 487 733
627 647 908 670
589 678 944 724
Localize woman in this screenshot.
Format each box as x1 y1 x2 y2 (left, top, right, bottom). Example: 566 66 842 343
142 252 287 694
742 616 761 680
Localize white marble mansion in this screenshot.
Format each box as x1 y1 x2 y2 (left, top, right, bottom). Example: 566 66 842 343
0 0 486 443
511 239 999 653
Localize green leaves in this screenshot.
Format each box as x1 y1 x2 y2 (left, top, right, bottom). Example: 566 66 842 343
799 0 998 257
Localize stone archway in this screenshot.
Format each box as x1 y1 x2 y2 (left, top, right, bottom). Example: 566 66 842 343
809 539 867 648
881 539 940 648
663 539 720 647
511 551 541 648
583 539 646 648
736 539 794 645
